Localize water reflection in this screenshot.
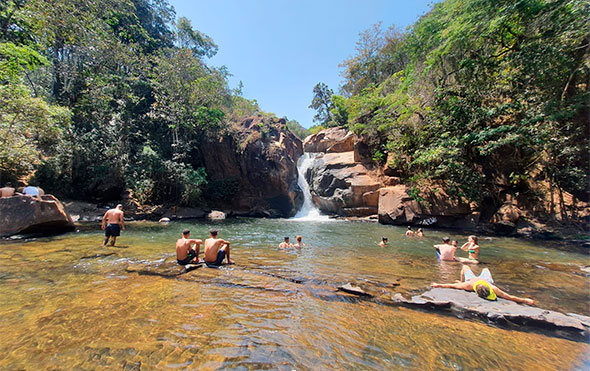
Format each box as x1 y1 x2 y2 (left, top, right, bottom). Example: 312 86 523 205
0 218 589 369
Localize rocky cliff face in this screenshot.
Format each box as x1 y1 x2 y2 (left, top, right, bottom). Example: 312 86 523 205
198 116 303 217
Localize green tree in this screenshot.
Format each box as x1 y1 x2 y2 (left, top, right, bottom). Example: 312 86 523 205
309 82 334 126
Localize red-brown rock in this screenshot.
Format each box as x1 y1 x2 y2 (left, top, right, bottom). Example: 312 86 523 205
0 195 75 237
303 127 355 153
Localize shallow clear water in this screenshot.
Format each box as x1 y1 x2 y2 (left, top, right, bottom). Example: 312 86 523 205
1 218 589 369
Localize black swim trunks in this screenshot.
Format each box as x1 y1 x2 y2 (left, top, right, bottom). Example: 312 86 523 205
177 249 197 265
205 248 225 267
105 224 121 237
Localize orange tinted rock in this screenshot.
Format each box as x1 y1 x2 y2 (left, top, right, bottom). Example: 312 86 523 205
0 195 75 237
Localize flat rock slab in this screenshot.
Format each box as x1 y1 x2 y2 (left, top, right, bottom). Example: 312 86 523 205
392 288 590 342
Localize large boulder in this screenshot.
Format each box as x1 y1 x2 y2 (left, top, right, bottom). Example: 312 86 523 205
305 152 382 216
198 116 304 217
303 127 355 153
378 185 473 228
0 195 75 237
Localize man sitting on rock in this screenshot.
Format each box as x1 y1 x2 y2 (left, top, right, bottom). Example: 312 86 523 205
434 237 456 261
176 229 202 265
204 229 233 267
431 265 535 305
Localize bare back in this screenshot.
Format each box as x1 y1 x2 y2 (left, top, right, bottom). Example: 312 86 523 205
435 244 456 261
104 209 124 224
176 238 201 260
204 238 226 262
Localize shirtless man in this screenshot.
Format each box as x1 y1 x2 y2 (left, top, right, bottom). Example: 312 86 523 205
204 229 233 266
101 204 125 246
293 235 305 248
416 228 424 237
378 237 388 247
434 237 456 261
431 265 535 305
176 229 202 265
0 183 15 197
405 226 414 237
278 237 292 249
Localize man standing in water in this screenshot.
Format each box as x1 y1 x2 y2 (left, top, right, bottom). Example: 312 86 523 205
101 204 125 246
434 237 457 261
405 226 414 237
431 265 535 305
204 229 233 266
176 229 202 265
294 235 305 248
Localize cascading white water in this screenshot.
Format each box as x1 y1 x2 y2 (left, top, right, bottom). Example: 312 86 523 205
293 153 330 220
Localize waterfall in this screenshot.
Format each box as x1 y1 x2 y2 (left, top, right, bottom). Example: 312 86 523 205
293 153 330 220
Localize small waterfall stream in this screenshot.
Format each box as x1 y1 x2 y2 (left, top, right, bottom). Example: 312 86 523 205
293 153 330 220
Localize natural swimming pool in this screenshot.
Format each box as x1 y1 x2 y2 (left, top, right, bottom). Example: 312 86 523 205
1 218 589 369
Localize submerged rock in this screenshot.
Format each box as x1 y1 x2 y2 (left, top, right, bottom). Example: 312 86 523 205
0 195 75 237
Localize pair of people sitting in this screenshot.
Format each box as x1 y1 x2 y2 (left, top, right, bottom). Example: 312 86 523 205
434 235 479 263
175 229 234 267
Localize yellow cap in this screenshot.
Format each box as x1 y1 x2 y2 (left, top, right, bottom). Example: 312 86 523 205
473 280 497 301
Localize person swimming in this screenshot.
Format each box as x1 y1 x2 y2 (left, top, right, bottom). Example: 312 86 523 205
431 265 535 305
293 235 305 248
278 236 292 249
416 228 424 237
378 237 388 247
405 226 414 237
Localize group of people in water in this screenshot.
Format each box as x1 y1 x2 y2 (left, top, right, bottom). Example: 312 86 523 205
101 204 535 305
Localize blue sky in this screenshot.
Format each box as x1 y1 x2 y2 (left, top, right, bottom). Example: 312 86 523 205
169 1 437 128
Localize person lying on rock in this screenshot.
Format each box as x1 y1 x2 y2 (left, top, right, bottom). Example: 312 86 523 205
278 236 292 249
434 237 456 261
294 235 306 248
204 229 234 267
431 265 535 305
101 204 125 246
176 229 202 265
378 237 388 247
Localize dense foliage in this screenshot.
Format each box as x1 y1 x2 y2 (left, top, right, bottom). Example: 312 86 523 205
0 0 260 205
311 0 589 213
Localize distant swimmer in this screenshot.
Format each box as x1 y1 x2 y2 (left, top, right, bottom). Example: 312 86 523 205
457 235 480 263
278 237 292 249
101 204 125 246
378 237 388 247
405 226 414 237
293 235 306 248
176 229 202 265
416 228 424 237
204 229 233 266
431 265 535 305
434 237 457 261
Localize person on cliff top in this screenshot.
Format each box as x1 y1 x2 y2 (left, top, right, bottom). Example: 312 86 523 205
176 229 202 265
405 226 414 237
0 183 15 198
293 235 306 248
204 229 233 267
278 236 292 249
456 235 480 264
416 228 424 237
434 237 457 261
378 237 388 247
431 265 535 305
101 204 125 246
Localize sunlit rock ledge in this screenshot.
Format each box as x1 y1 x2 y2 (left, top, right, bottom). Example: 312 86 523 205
0 195 75 237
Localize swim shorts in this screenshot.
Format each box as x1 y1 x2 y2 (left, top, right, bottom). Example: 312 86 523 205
464 268 494 283
177 249 197 265
105 224 121 237
206 248 226 267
